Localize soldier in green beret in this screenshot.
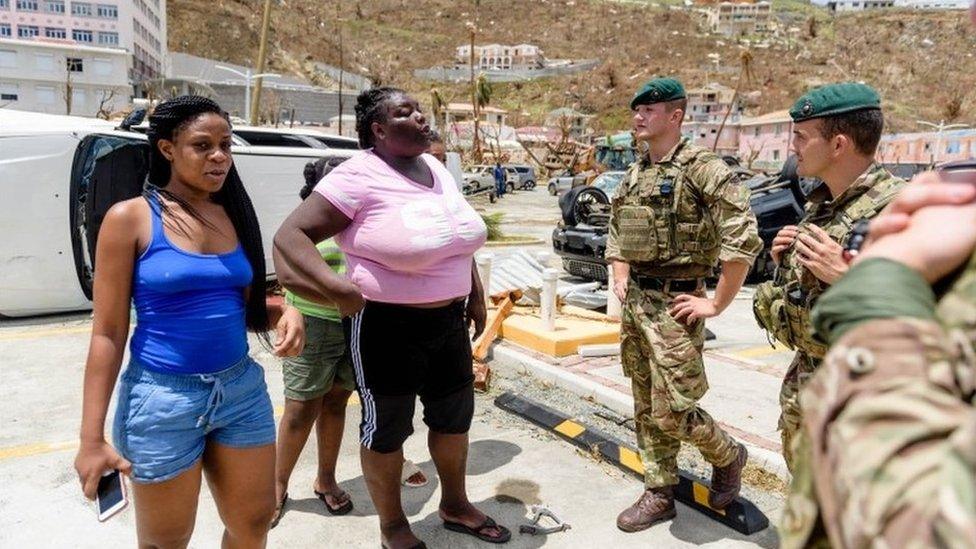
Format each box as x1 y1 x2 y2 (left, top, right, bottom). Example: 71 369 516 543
780 5 976 545
752 82 905 472
608 77 762 532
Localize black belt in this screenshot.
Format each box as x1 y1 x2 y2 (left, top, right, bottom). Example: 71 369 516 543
629 275 702 293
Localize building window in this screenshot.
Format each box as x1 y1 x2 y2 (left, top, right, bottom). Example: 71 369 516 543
71 1 91 16
0 83 18 102
71 88 86 107
946 140 961 154
0 24 10 38
754 126 759 137
97 31 118 45
96 3 115 17
16 0 39 10
66 57 83 72
72 29 93 42
44 0 63 13
17 25 40 38
773 149 781 161
44 26 66 39
36 85 56 103
0 0 8 8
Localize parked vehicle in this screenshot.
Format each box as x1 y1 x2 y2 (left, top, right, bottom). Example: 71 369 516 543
550 159 815 283
506 164 537 190
232 126 361 151
0 109 351 317
462 165 497 196
547 170 588 196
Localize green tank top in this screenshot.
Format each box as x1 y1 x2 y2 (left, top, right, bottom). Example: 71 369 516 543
284 239 345 322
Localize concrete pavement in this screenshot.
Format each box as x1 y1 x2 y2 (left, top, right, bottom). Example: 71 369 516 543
0 313 781 548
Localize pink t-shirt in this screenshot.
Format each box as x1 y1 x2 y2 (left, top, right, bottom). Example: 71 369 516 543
315 150 487 304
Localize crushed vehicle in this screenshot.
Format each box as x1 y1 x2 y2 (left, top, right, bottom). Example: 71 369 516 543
0 109 352 317
551 156 816 283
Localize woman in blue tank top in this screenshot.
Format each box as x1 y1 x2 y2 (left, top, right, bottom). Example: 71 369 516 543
73 96 305 548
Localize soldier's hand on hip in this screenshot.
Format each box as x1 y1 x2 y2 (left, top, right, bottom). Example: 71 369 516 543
668 294 718 326
869 172 976 243
794 225 848 284
771 225 800 265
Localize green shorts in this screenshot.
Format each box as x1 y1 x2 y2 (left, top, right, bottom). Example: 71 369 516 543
283 315 355 400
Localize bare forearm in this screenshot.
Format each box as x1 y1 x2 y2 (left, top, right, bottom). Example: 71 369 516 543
273 229 351 304
713 260 750 313
79 335 126 443
611 260 630 284
470 259 485 301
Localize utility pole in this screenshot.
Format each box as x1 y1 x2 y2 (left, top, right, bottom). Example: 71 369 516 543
337 1 344 136
916 119 970 165
466 21 480 161
251 0 274 125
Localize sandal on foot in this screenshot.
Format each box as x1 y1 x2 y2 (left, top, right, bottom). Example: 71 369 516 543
401 460 428 488
314 489 354 515
270 493 287 529
443 516 511 544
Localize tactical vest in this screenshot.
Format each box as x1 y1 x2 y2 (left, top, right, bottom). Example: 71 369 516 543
753 166 904 358
613 144 721 268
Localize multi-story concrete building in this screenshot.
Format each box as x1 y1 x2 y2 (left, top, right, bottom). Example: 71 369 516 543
820 0 969 11
737 109 793 170
699 1 772 36
682 83 743 156
0 0 166 82
0 37 129 115
162 52 359 126
455 43 545 71
877 129 976 165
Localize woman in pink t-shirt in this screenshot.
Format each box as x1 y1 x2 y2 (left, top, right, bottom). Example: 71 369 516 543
274 88 510 548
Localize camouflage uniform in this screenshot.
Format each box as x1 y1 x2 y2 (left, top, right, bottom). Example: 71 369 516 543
781 254 976 549
607 137 762 488
753 164 904 470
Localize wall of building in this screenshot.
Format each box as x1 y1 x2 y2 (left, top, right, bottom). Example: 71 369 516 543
877 129 976 164
737 117 793 169
0 37 129 115
210 84 359 125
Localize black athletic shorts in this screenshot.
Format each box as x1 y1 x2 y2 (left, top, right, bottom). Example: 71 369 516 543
343 300 475 453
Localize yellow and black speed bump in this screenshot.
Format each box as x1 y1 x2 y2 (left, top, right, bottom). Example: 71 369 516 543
494 391 769 535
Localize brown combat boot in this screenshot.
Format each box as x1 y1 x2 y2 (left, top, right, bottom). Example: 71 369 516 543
709 442 748 510
616 486 676 532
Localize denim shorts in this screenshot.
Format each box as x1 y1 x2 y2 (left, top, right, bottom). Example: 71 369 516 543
112 356 276 484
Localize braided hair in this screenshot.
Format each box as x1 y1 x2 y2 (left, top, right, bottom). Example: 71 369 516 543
145 95 271 335
300 157 345 200
354 86 404 149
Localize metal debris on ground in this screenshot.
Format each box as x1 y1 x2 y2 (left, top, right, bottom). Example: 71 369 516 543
518 504 572 536
485 250 608 310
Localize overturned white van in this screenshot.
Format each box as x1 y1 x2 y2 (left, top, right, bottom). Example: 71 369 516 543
0 109 351 317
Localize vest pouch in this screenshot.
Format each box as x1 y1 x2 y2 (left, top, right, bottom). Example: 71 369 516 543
617 205 658 262
782 299 827 358
753 281 795 350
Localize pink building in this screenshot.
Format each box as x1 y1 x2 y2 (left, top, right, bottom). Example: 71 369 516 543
0 0 166 81
737 109 793 170
877 129 976 165
683 83 743 156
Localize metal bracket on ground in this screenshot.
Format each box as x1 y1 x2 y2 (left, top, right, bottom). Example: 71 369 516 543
494 391 769 536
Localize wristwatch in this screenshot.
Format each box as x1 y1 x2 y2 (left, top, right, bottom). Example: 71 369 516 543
842 219 871 263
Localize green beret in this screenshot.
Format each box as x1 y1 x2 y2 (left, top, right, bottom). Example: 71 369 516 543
630 78 686 110
789 82 881 122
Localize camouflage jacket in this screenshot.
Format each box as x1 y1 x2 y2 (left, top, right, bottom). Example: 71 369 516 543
753 164 904 357
781 254 976 549
606 138 761 279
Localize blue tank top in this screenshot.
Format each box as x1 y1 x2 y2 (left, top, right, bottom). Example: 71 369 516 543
129 193 253 374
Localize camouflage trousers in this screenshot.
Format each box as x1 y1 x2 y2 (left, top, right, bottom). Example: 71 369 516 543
777 352 822 472
621 284 739 488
